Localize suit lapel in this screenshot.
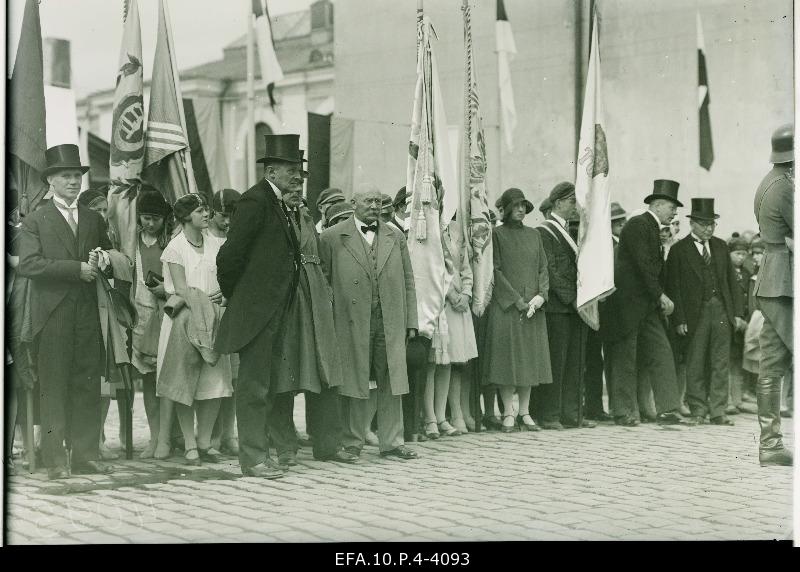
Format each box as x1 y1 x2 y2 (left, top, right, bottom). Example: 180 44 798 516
46 202 79 258
683 235 705 280
340 217 370 275
375 223 394 275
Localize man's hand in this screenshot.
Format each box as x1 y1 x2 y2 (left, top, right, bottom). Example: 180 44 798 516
659 293 675 317
676 323 688 336
406 328 418 340
88 250 99 268
734 317 748 332
80 262 98 283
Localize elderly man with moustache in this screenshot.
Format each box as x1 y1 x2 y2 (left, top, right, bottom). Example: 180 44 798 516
319 184 419 460
18 144 115 479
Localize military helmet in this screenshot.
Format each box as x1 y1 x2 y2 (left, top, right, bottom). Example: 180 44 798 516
770 123 793 164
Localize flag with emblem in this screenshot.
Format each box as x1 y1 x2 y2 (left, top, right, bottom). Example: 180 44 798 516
252 0 284 109
496 0 516 153
143 0 197 207
461 0 493 317
8 0 48 215
406 8 459 339
574 12 614 331
107 0 145 260
697 11 714 170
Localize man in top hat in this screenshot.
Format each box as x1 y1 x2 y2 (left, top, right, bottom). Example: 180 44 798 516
536 182 594 429
18 144 115 479
751 123 794 466
665 198 746 426
215 134 304 478
315 187 346 233
319 183 419 460
601 179 690 426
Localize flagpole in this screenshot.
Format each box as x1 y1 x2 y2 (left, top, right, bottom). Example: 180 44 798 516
246 0 256 187
162 0 198 194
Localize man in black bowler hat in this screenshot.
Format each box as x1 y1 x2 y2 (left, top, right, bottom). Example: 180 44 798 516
18 144 115 479
665 198 746 426
601 179 693 426
216 134 304 478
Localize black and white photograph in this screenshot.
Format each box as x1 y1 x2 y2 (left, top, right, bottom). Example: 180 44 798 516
2 0 795 546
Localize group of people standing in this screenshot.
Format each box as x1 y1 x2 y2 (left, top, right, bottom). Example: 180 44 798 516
7 125 793 481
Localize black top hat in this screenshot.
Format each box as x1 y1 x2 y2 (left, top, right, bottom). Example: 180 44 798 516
643 179 683 207
256 134 306 164
770 123 793 164
496 188 533 215
41 144 89 182
687 197 719 221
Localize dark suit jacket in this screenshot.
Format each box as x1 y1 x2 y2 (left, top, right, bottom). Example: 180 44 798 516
539 218 577 314
600 211 664 343
665 234 743 335
215 178 300 354
18 201 111 338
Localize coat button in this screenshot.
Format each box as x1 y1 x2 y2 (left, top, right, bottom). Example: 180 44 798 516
352 299 357 304
354 279 359 284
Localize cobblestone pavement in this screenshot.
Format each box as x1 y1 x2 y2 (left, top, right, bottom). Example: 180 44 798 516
4 393 793 544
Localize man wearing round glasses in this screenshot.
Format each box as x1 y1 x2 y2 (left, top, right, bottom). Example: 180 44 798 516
665 198 747 427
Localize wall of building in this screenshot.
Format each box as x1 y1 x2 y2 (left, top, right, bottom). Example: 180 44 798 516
333 0 793 236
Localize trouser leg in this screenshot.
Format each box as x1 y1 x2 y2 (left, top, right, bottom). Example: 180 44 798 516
541 313 568 423
561 315 586 423
341 396 369 452
269 392 298 456
707 299 731 418
308 386 344 458
584 329 605 415
606 331 638 419
639 311 680 414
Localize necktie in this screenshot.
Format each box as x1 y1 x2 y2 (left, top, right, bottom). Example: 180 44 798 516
361 224 377 234
65 209 78 236
697 240 711 265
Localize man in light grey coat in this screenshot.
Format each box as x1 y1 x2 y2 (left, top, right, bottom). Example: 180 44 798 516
319 185 419 460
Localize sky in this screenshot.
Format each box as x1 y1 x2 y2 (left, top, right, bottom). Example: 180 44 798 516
7 0 313 98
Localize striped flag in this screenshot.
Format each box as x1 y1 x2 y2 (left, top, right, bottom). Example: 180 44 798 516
575 13 614 331
461 0 493 317
496 0 516 153
144 0 197 204
8 0 48 215
406 9 459 339
252 0 284 108
107 0 144 260
697 11 714 170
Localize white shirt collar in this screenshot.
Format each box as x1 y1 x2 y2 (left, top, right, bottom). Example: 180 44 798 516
353 215 377 244
52 195 78 210
266 179 282 200
690 232 707 244
646 209 661 227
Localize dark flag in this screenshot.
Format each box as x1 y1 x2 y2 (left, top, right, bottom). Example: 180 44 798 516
697 11 714 170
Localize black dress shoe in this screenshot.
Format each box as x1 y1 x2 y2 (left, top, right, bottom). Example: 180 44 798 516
585 411 613 422
315 449 359 464
657 411 697 425
278 451 298 468
483 415 503 431
47 466 70 480
343 446 361 458
614 416 639 427
71 460 113 475
380 446 418 460
242 462 284 479
541 421 565 430
710 415 734 426
562 418 597 429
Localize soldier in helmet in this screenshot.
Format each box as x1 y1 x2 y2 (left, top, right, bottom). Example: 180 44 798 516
752 123 794 466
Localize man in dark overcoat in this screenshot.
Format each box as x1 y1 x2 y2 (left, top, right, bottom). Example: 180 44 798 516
665 198 745 426
601 180 692 426
216 134 303 478
319 185 419 460
537 182 594 429
752 123 794 466
18 144 114 479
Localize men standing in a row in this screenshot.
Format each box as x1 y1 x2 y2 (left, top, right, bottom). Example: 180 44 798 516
602 180 691 426
216 134 303 479
18 144 114 479
319 185 419 460
752 123 793 466
537 182 594 429
665 198 745 426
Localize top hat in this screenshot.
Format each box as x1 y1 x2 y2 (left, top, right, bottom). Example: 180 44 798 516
496 188 533 214
256 134 306 164
687 197 719 221
643 179 683 207
41 144 89 182
770 123 793 164
610 201 627 221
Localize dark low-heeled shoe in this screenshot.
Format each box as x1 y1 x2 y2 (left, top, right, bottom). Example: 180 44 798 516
198 447 224 463
380 446 418 460
517 414 541 431
72 460 113 475
709 415 734 426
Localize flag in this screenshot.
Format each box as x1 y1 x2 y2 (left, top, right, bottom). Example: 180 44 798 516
107 0 145 260
8 0 48 215
144 0 197 206
406 10 459 339
575 13 614 331
183 97 231 204
461 0 493 317
252 0 284 108
697 11 714 170
496 0 516 153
